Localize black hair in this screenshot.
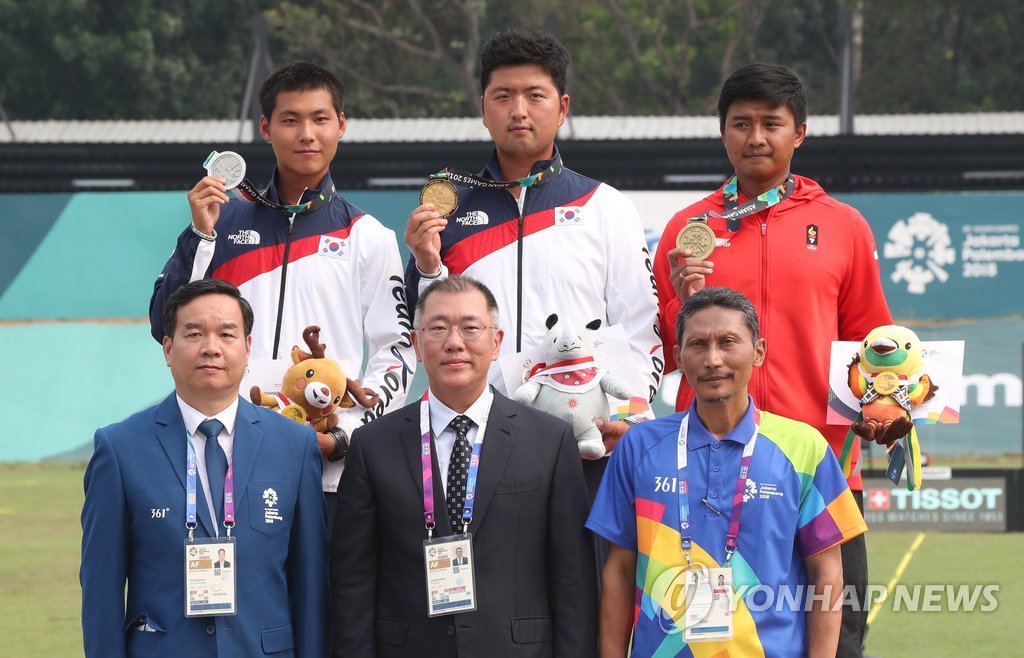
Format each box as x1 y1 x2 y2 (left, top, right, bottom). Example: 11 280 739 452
717 63 807 131
162 279 255 339
259 62 345 119
415 275 500 327
479 28 569 96
676 287 760 347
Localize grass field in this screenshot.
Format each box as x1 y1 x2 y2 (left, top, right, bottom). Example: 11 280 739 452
2 463 1021 657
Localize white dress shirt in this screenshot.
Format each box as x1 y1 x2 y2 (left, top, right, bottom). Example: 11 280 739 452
176 394 239 536
427 388 493 497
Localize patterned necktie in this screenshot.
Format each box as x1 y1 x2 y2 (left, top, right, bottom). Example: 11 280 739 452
199 419 227 521
446 415 474 532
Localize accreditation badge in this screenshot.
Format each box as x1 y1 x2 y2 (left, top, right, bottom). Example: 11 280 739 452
423 534 476 617
685 566 733 642
184 537 237 617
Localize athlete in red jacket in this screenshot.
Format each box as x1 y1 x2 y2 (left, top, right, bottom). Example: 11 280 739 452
653 64 892 658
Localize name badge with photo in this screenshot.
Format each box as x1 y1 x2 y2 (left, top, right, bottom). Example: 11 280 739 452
184 537 237 617
423 534 476 617
685 566 733 642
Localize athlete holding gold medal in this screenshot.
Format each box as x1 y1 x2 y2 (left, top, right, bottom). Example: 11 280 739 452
653 64 892 658
404 29 661 457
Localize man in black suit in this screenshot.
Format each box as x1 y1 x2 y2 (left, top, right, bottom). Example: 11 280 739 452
452 547 469 567
330 275 596 657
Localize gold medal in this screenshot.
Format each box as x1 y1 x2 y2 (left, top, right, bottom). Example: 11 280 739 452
676 218 716 260
873 372 900 396
280 404 308 424
419 178 459 218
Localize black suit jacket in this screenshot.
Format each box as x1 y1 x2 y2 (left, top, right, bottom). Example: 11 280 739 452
330 393 597 657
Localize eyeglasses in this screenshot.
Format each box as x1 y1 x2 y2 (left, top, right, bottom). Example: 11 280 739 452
417 323 495 342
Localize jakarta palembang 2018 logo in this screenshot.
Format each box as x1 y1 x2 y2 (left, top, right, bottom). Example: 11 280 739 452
883 212 957 294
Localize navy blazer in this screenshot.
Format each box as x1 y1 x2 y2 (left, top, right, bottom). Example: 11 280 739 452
81 394 328 658
330 392 597 658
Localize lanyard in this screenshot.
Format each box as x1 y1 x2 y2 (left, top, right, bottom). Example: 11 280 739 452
700 175 795 233
419 395 488 537
185 434 236 541
676 406 761 565
429 154 564 192
234 179 336 216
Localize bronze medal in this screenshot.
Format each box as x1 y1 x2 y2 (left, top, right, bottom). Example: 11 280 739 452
676 219 716 260
873 372 900 396
419 179 459 218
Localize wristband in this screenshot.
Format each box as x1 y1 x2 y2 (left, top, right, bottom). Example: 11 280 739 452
327 427 350 462
416 262 443 279
191 224 217 242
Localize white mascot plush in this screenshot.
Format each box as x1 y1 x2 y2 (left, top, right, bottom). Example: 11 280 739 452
513 314 634 459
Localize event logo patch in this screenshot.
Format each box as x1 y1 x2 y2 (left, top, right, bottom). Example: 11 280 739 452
743 479 758 502
263 488 283 524
883 212 956 294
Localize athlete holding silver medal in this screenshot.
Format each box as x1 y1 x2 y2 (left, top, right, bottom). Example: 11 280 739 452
150 62 415 532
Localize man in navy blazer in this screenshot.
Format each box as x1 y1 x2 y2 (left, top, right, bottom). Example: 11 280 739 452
81 279 328 658
330 275 597 657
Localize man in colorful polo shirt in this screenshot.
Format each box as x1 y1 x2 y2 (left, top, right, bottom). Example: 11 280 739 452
588 287 866 657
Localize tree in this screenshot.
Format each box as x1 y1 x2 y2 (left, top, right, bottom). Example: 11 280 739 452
267 0 509 118
1 0 1021 120
0 0 269 119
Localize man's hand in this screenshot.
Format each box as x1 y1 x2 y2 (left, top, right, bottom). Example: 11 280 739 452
404 203 447 275
805 545 843 658
666 246 714 303
316 431 335 460
599 544 638 658
187 176 230 236
596 419 630 454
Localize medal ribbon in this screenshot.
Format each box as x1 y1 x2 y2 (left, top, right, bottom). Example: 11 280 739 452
184 434 235 537
526 355 596 379
699 175 795 233
419 393 488 534
676 405 761 564
429 154 565 191
233 179 336 216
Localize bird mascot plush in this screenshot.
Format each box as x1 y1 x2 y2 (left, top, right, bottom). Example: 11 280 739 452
843 325 937 489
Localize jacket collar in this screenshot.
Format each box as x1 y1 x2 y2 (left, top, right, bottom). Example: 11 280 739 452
265 170 335 207
481 146 563 183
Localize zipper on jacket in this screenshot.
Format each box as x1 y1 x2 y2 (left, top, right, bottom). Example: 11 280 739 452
515 204 525 352
271 212 297 358
758 214 770 409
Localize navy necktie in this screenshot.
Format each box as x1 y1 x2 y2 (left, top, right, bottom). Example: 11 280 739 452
446 415 474 532
199 419 227 521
